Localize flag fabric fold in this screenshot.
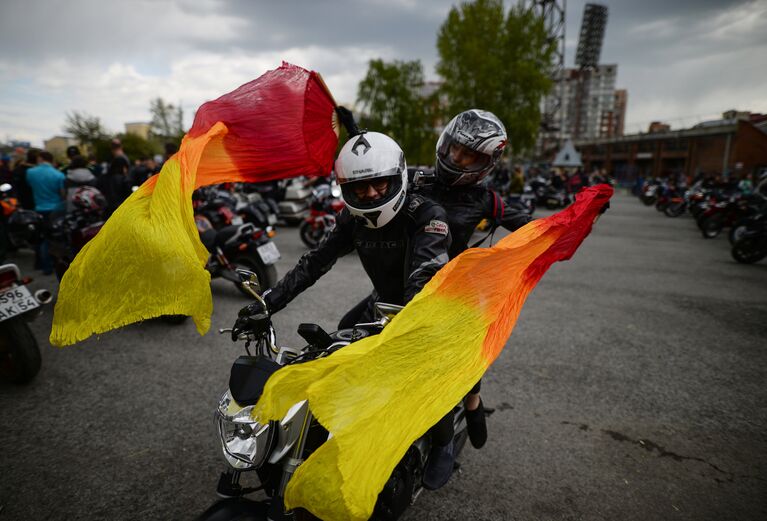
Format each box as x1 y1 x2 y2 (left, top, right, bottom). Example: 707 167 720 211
50 62 338 347
252 185 613 521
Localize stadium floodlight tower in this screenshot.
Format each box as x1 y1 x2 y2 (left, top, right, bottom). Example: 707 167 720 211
523 0 566 153
575 3 608 69
573 3 608 140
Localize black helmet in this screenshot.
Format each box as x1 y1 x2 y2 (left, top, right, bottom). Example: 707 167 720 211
435 109 507 186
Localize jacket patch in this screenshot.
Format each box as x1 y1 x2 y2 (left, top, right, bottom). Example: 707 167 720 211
424 219 448 236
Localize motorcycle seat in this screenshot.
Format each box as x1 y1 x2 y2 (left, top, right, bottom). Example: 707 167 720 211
215 225 241 248
199 229 217 252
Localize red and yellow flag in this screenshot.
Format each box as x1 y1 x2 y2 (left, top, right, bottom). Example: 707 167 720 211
50 63 338 347
252 185 613 521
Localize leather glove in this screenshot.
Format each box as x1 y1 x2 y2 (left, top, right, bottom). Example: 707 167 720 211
232 299 270 341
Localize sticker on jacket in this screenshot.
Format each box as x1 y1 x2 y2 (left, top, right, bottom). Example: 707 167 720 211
424 219 448 236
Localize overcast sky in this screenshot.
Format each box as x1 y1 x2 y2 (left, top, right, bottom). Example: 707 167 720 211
1 0 765 146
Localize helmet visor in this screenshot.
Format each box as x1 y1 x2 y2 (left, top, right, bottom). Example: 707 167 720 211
437 138 492 175
341 174 402 210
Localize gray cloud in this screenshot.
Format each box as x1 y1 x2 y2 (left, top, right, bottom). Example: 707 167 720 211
1 0 765 143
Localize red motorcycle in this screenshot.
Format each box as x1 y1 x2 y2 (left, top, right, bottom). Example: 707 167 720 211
299 184 344 248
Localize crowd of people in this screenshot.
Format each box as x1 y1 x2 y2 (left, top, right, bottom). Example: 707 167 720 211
0 139 178 269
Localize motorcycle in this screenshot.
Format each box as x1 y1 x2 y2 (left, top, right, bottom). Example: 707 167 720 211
640 180 660 206
697 193 752 239
299 184 344 249
728 198 767 245
731 221 767 264
198 271 474 521
277 178 313 226
196 216 280 295
48 209 105 281
5 179 43 251
505 186 536 215
0 263 52 384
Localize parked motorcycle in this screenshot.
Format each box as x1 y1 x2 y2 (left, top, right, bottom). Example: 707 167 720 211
277 178 313 226
697 193 753 239
299 184 344 249
0 263 52 384
640 180 660 206
198 271 474 521
505 185 536 215
728 198 767 245
195 216 279 294
731 228 767 264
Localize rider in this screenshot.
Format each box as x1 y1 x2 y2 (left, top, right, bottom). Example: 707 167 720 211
418 109 533 451
250 129 456 489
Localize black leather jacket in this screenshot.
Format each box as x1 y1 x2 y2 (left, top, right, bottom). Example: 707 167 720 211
418 183 532 258
264 194 451 313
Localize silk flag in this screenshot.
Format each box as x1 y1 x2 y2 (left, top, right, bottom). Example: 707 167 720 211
50 63 338 347
252 185 613 521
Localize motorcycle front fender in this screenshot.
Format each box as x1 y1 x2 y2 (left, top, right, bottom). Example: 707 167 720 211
197 498 269 521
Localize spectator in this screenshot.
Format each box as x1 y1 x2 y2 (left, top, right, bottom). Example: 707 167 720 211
11 148 38 210
99 138 132 216
0 155 12 184
26 151 66 274
130 157 151 187
87 154 104 177
65 155 98 212
508 166 525 194
60 145 81 175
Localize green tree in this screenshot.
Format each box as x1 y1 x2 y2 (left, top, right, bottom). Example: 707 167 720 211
356 59 438 165
116 133 160 162
149 98 184 145
63 111 110 148
436 0 555 152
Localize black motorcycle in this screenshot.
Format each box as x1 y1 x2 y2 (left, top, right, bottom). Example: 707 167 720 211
731 213 767 264
196 216 279 294
198 271 475 521
0 263 52 384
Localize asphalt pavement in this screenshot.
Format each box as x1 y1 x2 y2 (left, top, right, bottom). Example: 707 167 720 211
1 191 765 521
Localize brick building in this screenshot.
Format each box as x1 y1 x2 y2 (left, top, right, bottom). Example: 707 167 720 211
575 112 767 185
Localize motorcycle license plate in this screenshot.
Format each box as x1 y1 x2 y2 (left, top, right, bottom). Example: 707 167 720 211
257 241 280 265
267 214 278 225
231 216 244 225
0 285 39 322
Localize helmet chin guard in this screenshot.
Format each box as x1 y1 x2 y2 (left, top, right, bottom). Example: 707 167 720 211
336 132 408 228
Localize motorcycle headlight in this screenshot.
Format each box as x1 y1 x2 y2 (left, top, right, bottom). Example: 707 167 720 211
216 391 273 470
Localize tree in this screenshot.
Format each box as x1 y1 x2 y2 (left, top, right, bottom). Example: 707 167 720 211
356 59 438 165
436 0 555 152
149 98 184 145
63 111 109 147
116 133 160 162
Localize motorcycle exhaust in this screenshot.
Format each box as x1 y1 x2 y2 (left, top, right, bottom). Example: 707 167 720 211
34 289 53 305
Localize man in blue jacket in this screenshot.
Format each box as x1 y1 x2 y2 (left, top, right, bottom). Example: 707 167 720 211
26 151 65 274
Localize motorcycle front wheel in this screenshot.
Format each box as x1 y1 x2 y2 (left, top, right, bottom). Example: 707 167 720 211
732 237 767 264
729 221 749 245
299 221 326 249
0 317 41 384
664 202 686 217
700 214 725 239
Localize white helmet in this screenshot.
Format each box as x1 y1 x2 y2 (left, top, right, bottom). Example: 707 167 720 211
335 132 408 228
435 109 507 186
